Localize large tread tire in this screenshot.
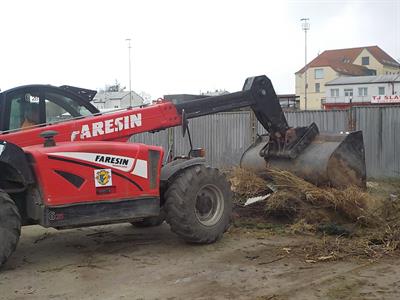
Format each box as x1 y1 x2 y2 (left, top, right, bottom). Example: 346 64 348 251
131 209 166 228
165 165 232 244
0 190 21 268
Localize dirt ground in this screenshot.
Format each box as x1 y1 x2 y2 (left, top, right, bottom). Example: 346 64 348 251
1 223 400 300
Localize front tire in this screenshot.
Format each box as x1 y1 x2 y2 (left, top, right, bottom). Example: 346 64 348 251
0 190 21 268
165 165 232 244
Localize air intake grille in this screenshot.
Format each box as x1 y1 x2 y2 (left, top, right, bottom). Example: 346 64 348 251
148 150 160 189
54 170 84 188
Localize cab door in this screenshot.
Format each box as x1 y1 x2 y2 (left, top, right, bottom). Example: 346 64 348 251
0 85 98 132
2 87 45 131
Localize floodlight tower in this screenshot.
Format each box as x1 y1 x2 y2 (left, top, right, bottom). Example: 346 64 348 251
125 38 132 107
301 18 310 110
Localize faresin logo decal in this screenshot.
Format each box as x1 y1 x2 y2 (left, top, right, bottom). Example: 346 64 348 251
48 152 149 179
49 152 135 172
70 113 142 141
95 155 130 166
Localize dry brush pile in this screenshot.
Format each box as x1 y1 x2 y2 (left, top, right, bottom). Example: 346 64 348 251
228 167 400 260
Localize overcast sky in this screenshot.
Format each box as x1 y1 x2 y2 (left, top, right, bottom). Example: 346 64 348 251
0 0 399 98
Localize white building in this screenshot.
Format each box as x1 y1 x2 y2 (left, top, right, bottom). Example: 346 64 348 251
92 91 144 111
200 89 229 96
324 74 400 110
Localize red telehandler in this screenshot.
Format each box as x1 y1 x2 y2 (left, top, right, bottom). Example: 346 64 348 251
0 75 365 268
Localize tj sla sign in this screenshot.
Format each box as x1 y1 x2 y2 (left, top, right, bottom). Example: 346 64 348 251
371 95 400 104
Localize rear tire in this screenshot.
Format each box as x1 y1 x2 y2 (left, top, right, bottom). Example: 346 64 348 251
131 209 166 228
0 190 21 268
165 165 232 244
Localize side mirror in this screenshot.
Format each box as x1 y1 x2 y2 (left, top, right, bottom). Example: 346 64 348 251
39 130 58 147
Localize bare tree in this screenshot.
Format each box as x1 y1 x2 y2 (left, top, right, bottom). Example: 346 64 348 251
105 80 126 92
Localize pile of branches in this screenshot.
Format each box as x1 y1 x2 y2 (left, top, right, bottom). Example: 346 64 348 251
228 167 400 259
229 167 372 224
228 167 271 205
264 168 372 224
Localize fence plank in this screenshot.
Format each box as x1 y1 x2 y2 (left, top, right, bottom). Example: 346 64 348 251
173 112 252 167
355 106 400 178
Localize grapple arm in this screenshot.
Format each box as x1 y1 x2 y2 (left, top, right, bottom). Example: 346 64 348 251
174 75 289 137
174 75 316 160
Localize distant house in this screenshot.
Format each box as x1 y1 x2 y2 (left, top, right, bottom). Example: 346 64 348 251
278 94 299 111
324 74 400 110
200 89 230 96
92 91 144 111
295 46 400 110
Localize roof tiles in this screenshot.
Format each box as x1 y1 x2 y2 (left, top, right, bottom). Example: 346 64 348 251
296 46 400 75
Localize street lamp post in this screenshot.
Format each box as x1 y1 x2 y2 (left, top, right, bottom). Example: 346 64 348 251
125 38 132 107
301 18 310 110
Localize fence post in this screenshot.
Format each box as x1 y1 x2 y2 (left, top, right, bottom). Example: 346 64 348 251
167 127 175 161
249 110 257 142
347 107 357 131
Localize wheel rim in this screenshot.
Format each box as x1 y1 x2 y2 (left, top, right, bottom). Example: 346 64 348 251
195 184 224 226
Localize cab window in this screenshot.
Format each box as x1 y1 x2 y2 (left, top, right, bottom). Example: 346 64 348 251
8 92 41 130
4 87 95 131
44 91 92 123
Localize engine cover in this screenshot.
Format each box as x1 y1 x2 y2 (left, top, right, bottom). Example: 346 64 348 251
24 141 164 207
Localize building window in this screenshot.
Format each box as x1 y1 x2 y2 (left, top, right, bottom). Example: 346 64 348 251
358 87 368 96
330 89 339 97
378 87 385 95
314 68 324 79
362 56 369 65
315 83 320 93
369 69 377 75
344 89 353 97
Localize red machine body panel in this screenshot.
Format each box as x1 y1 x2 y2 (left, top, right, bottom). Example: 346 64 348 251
24 141 164 206
0 101 181 148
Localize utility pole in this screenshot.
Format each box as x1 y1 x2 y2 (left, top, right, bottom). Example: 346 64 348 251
125 38 132 107
301 18 310 110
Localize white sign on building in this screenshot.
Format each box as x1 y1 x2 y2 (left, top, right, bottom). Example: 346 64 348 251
324 74 400 109
371 95 400 104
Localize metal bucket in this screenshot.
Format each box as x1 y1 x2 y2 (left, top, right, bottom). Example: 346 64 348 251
240 131 366 189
